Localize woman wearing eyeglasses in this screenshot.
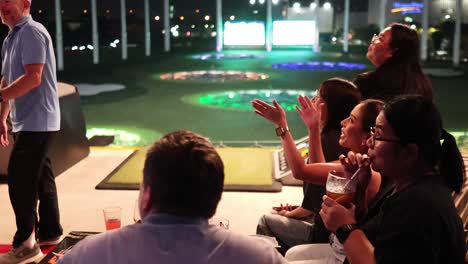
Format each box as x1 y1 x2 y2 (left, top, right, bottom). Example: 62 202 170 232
354 23 433 102
319 95 466 263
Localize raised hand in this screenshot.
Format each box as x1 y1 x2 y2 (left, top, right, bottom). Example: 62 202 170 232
251 99 287 127
296 95 323 131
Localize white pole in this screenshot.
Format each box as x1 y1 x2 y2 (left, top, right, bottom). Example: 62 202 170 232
266 0 272 52
453 0 461 67
379 0 387 31
120 0 128 60
216 0 223 52
314 0 319 52
343 0 349 53
164 0 170 52
54 0 64 70
420 0 428 62
144 0 151 56
91 0 99 64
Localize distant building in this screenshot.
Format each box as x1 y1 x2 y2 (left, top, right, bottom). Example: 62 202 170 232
368 0 468 26
335 12 369 29
285 5 334 33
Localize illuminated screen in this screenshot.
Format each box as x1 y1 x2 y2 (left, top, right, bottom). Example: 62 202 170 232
392 2 423 14
273 20 316 46
224 21 265 46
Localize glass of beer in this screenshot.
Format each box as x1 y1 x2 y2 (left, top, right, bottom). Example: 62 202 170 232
326 171 356 206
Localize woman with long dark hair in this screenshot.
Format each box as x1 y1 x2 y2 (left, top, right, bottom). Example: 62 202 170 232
354 23 433 101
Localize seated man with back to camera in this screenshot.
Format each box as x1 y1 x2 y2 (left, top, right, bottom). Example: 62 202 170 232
57 130 286 264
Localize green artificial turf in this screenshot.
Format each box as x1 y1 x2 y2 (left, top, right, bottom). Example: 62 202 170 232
97 147 281 192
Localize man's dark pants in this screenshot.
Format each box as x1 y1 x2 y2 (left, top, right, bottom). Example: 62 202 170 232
8 131 62 248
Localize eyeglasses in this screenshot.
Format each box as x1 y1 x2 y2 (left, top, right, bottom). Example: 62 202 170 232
369 127 401 146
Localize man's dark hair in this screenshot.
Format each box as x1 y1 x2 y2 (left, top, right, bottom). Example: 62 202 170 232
143 130 224 218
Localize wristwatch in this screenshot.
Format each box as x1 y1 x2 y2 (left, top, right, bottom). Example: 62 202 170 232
336 223 358 244
275 126 289 137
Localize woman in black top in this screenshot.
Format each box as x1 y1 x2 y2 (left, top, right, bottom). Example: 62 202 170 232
320 95 466 264
354 23 433 102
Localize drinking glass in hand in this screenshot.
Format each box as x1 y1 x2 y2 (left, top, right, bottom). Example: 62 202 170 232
325 171 356 206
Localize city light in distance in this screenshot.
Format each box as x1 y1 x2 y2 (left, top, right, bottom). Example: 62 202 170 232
180 16 185 20
272 0 279 4
154 16 160 21
259 0 265 4
310 2 317 9
293 2 301 10
324 2 332 9
205 15 210 21
230 15 235 20
249 0 256 5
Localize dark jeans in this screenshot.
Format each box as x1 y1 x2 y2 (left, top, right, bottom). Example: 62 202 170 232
8 131 63 247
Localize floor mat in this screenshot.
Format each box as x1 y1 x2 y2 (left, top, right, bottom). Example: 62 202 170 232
0 244 55 255
95 147 282 192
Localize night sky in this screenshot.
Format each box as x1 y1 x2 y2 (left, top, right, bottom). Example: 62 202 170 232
31 0 368 19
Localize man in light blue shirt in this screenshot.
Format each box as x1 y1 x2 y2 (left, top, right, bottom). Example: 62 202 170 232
0 0 62 263
58 130 287 264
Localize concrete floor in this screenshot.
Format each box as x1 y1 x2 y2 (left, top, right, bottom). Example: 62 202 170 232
0 148 303 244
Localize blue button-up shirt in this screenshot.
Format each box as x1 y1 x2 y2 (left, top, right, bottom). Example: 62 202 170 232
1 15 60 132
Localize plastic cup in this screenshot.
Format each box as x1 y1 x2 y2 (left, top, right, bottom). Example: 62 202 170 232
103 207 122 230
209 217 229 229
